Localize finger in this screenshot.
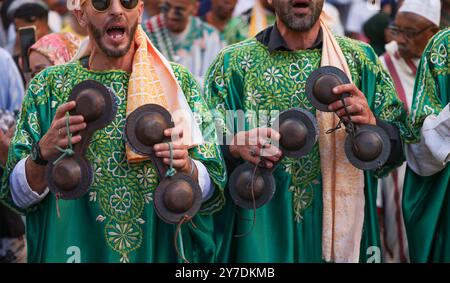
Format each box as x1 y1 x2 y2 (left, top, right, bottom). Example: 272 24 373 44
257 128 281 141
260 144 282 159
53 115 85 130
335 104 362 117
332 83 358 96
164 127 184 139
58 135 82 147
54 101 76 120
153 143 169 152
263 160 274 169
346 115 370 125
328 97 356 112
155 150 188 159
59 123 88 136
246 156 265 166
162 158 186 168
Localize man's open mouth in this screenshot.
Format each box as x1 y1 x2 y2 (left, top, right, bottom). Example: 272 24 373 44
292 0 310 9
106 25 126 40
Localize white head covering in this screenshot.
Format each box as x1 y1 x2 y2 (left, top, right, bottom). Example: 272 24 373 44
398 0 442 26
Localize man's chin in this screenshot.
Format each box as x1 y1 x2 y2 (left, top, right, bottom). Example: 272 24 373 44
398 49 414 60
101 45 130 58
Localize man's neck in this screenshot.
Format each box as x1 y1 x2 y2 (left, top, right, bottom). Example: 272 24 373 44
205 11 229 32
88 44 136 73
277 18 321 51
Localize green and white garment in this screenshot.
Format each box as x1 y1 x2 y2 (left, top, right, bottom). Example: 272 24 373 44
223 8 276 45
142 15 224 86
204 35 410 263
403 28 450 263
0 61 227 263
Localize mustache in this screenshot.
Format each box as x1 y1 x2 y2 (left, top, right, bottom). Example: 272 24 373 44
104 15 128 29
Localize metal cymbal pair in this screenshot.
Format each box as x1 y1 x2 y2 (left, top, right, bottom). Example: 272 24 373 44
228 108 319 209
47 80 117 200
305 66 391 170
125 104 202 225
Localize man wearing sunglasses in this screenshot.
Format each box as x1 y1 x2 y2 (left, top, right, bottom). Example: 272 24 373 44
377 0 441 263
142 0 224 86
0 0 227 263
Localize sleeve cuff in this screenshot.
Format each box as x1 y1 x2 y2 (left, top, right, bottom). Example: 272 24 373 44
422 104 450 165
376 118 404 166
192 159 215 202
10 157 49 209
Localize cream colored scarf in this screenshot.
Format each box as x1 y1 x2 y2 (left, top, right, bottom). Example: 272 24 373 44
73 26 203 163
318 15 365 263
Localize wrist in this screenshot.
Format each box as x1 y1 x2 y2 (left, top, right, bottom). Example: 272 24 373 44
32 140 49 166
181 158 196 176
229 134 241 159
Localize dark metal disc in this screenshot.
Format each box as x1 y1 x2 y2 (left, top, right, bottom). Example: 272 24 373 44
125 104 174 156
272 108 318 158
153 173 202 224
46 155 93 200
305 66 351 112
68 80 117 132
228 162 276 209
344 124 391 170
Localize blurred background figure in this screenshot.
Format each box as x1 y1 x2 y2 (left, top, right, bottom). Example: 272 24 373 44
363 0 398 55
0 0 10 48
323 0 344 36
326 0 352 30
142 0 163 21
345 0 378 40
232 0 255 17
142 0 224 85
0 31 79 262
0 46 25 263
377 0 441 263
42 0 65 32
7 0 51 77
224 0 275 45
61 13 88 40
28 32 80 78
442 0 450 28
203 0 237 35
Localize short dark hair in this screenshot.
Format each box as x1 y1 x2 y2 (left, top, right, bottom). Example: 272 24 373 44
13 4 48 23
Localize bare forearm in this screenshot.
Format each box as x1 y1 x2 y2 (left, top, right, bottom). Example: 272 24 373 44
25 157 48 194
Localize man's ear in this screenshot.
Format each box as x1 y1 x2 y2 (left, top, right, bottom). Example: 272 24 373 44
73 10 87 28
138 1 144 24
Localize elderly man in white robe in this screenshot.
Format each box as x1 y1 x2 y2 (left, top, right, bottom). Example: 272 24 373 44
377 0 441 263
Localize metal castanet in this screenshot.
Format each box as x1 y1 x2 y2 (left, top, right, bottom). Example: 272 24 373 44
153 173 202 224
305 66 391 170
46 80 117 200
305 66 351 112
125 104 202 225
344 124 391 170
229 108 318 210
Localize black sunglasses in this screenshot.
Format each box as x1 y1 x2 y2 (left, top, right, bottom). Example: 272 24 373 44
90 0 139 12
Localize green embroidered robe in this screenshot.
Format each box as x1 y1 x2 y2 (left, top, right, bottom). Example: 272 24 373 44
204 36 409 263
0 61 227 263
403 28 450 263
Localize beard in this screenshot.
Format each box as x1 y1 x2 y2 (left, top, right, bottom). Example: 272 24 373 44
273 0 324 32
87 17 138 58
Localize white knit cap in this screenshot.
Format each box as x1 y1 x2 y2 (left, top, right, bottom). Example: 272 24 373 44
398 0 442 26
